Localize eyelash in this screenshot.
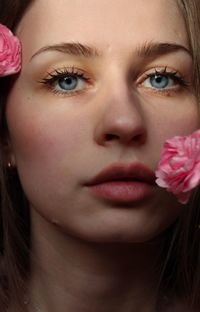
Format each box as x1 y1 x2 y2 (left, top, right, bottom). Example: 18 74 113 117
141 67 190 92
38 66 190 96
39 66 92 96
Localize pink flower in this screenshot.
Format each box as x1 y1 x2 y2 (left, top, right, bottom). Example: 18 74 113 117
155 129 200 204
0 24 21 77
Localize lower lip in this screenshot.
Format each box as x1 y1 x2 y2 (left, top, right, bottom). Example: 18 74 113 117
87 181 156 203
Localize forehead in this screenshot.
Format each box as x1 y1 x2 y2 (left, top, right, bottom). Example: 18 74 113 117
17 0 188 61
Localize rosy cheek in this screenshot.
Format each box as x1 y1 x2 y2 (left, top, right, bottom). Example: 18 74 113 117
6 98 89 170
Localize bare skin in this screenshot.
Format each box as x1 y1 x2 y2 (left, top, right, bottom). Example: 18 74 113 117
28 220 162 312
6 0 199 311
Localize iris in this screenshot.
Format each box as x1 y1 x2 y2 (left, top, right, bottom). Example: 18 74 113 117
58 76 78 91
150 74 169 89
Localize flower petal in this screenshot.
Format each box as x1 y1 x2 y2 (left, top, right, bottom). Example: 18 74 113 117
155 130 200 204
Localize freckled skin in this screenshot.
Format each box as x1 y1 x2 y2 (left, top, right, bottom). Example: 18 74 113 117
6 0 200 243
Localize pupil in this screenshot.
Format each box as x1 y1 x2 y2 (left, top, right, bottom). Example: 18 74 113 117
155 76 162 83
65 77 73 84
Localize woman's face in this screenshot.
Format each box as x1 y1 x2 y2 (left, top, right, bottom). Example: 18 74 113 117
6 0 200 243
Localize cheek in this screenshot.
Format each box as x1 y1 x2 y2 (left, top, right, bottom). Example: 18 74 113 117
149 99 200 148
5 95 92 196
7 102 87 165
5 95 94 220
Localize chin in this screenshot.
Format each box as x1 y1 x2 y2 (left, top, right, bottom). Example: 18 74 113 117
61 220 174 245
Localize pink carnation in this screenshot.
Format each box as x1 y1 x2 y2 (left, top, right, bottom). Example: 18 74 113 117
155 129 200 204
0 24 21 77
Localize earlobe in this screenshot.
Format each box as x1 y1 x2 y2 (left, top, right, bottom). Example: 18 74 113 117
7 156 16 170
2 139 16 170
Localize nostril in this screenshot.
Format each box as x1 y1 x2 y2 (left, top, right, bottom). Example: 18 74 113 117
105 131 147 144
133 134 143 141
132 132 147 144
105 134 119 141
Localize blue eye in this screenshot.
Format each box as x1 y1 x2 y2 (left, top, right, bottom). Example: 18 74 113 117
39 68 91 95
57 76 79 91
142 69 188 91
149 75 169 89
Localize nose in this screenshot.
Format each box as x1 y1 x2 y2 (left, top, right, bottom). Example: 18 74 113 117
94 82 147 147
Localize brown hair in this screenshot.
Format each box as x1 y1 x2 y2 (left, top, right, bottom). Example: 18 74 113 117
0 3 35 311
0 0 200 311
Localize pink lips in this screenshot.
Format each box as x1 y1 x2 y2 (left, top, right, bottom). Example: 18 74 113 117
85 163 156 203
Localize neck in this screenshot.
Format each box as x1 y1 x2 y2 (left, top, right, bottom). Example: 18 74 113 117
27 213 165 312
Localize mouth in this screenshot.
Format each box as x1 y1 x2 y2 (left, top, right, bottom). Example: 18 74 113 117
84 163 156 204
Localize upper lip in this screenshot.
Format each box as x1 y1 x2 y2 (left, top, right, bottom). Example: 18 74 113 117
85 163 156 186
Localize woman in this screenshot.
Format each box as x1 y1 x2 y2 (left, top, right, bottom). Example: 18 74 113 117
0 0 200 311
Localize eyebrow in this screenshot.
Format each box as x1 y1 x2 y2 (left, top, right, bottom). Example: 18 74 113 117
30 42 101 60
30 41 192 61
136 42 192 59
